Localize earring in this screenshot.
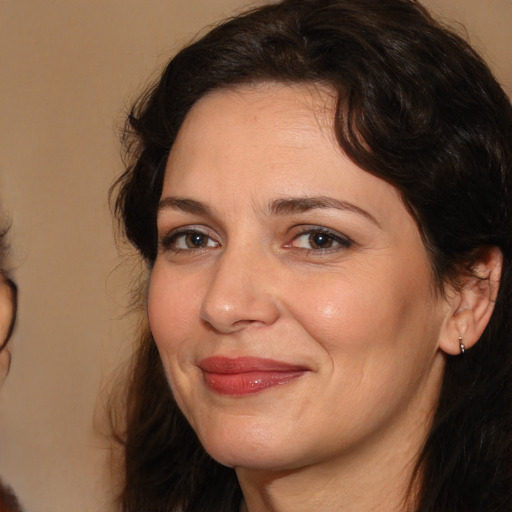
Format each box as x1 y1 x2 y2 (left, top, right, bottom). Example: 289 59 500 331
459 335 465 355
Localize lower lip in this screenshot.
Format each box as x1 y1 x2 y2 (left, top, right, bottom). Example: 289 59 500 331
202 370 305 396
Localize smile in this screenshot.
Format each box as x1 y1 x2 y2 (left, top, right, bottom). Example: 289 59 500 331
198 356 308 396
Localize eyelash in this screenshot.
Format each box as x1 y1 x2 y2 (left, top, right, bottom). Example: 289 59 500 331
158 226 353 255
287 227 353 252
159 228 219 253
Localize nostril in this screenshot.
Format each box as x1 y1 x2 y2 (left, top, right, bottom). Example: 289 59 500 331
200 316 259 334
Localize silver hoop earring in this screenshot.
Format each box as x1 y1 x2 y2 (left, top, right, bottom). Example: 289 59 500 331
459 335 465 355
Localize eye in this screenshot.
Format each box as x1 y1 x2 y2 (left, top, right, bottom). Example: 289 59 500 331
160 229 219 252
289 228 352 251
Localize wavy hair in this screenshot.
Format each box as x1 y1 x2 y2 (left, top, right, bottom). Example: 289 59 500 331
112 1 512 510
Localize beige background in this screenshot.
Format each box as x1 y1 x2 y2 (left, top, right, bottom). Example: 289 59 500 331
0 1 510 511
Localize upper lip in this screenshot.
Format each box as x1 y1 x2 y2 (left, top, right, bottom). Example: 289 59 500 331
199 356 309 374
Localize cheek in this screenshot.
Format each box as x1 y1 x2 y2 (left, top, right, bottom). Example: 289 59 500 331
287 269 441 428
147 264 204 418
283 260 436 363
284 272 391 349
147 264 203 373
149 264 194 334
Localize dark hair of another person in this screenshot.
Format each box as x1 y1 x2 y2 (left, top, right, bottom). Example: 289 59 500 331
0 223 17 353
111 0 512 510
0 477 24 512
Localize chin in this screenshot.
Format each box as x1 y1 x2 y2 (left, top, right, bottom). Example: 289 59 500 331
209 448 303 473
196 419 304 471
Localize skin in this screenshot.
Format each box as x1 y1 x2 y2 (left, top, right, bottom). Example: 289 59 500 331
148 83 498 511
0 278 14 383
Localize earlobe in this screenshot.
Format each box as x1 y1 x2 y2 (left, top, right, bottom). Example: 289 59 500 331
438 246 503 356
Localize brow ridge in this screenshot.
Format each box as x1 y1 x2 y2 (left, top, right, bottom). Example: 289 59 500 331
270 196 380 226
158 197 212 216
158 195 380 227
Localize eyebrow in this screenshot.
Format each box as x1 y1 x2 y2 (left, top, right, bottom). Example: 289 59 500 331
158 197 213 216
158 195 380 227
270 196 380 227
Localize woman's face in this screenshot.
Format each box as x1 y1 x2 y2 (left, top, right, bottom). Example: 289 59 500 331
149 84 451 472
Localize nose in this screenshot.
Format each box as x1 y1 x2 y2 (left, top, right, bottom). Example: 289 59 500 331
199 246 281 334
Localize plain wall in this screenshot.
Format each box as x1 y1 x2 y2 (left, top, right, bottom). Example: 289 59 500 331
0 1 510 511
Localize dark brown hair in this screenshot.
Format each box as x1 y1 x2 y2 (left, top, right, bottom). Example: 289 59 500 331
112 0 512 510
0 478 24 512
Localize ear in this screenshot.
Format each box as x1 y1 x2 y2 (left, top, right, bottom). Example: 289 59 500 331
438 246 503 356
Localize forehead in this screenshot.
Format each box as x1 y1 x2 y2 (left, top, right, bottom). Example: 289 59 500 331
179 82 337 146
165 84 346 191
164 83 405 219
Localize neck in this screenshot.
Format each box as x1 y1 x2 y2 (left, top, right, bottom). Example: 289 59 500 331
237 450 419 512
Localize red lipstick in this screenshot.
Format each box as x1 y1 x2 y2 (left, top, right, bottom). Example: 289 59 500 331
199 356 307 396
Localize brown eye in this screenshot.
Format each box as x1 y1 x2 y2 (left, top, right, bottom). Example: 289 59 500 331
185 232 208 248
308 232 334 249
290 229 352 251
161 229 220 252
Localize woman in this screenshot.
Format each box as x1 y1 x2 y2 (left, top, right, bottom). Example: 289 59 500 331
0 222 22 512
112 0 512 510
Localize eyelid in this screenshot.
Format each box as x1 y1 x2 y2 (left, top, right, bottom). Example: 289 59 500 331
285 225 353 250
159 225 220 251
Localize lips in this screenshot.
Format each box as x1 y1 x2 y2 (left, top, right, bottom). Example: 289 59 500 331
199 356 308 396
